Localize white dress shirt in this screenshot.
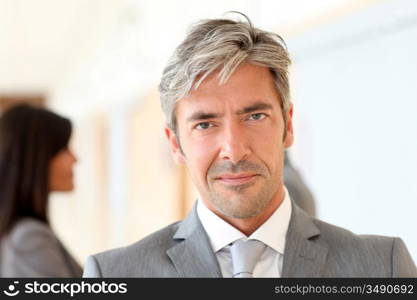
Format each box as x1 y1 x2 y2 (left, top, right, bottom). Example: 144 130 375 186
197 187 292 278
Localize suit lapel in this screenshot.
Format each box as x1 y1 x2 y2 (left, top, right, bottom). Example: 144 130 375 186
167 201 328 277
281 203 328 277
166 206 222 277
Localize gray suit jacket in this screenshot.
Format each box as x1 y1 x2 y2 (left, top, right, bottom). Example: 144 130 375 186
0 218 82 277
83 202 417 277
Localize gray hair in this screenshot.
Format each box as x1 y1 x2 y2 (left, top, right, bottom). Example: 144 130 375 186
159 13 291 132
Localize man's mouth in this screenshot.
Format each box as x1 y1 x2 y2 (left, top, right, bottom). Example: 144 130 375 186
215 173 259 185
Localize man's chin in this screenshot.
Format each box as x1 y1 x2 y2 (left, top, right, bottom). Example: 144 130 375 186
212 195 265 219
217 205 263 219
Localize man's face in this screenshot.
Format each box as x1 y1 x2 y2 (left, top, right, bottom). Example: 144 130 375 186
166 63 293 220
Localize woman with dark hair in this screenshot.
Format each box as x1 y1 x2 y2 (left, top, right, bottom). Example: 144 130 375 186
0 104 82 277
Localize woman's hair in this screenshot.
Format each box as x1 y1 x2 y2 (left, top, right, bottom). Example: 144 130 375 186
0 104 72 237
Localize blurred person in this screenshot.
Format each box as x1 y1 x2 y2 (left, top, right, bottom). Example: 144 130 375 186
284 151 316 217
84 13 416 277
0 104 82 277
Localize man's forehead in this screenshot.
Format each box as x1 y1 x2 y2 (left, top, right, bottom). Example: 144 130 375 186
174 63 281 118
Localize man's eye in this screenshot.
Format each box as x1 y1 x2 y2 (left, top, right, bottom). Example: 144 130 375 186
248 113 266 121
195 122 213 130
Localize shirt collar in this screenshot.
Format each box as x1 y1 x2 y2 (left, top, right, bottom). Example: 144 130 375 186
197 187 292 255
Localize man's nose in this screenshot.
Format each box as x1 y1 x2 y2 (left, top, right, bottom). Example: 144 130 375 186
219 123 251 164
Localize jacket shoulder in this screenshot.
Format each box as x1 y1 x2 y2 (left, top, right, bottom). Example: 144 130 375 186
311 218 416 276
1 218 79 277
3 218 57 250
313 218 393 245
91 221 181 277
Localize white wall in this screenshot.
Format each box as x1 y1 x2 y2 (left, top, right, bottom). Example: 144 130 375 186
288 0 417 260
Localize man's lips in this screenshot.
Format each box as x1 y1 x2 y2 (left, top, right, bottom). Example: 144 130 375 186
214 173 259 185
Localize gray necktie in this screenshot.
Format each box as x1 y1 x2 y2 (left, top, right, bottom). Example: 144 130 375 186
230 239 266 278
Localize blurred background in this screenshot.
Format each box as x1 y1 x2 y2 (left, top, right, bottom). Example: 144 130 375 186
1 0 416 265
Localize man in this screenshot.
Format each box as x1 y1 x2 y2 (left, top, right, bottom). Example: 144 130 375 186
83 14 416 277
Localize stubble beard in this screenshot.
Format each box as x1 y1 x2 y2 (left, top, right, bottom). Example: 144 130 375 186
206 161 279 219
210 180 278 219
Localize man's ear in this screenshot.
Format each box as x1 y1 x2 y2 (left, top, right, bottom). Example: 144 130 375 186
284 104 294 149
165 127 185 165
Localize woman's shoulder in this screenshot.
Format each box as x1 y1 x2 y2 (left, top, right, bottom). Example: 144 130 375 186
1 218 82 277
5 217 56 246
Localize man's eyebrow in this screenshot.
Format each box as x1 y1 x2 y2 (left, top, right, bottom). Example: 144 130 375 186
236 102 273 115
186 102 273 122
186 112 221 122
